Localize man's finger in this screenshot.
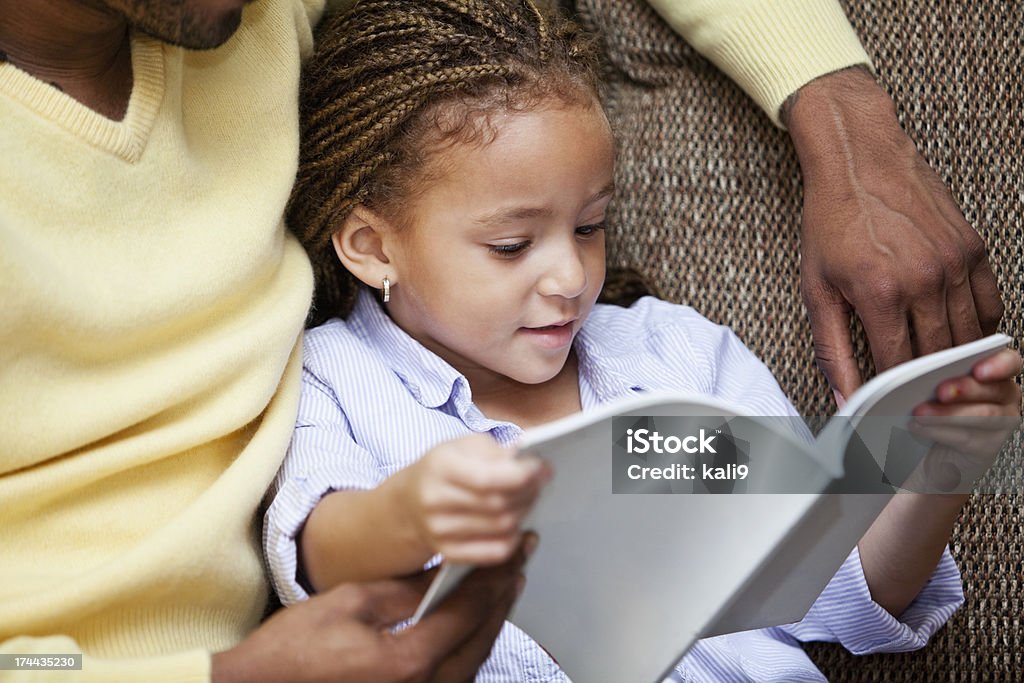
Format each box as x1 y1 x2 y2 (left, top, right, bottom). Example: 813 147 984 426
805 289 862 400
325 572 436 628
908 293 953 357
428 578 518 683
858 305 914 374
398 542 528 671
942 276 984 346
428 540 531 683
968 261 1004 335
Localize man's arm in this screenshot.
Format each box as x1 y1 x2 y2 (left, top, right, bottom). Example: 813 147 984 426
643 0 870 126
642 0 1004 398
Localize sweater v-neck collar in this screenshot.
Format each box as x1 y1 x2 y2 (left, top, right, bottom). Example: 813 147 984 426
0 33 164 163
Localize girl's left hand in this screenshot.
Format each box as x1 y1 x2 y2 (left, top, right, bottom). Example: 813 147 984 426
908 348 1022 490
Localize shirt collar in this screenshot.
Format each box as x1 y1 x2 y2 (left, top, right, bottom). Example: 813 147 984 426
573 314 651 404
349 288 465 409
349 292 651 412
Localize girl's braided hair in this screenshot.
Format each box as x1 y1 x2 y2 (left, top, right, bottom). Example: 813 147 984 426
290 0 655 325
288 0 652 326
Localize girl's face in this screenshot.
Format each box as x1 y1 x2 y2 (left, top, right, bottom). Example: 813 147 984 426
383 101 614 394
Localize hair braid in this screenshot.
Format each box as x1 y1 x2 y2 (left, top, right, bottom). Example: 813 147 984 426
287 0 605 325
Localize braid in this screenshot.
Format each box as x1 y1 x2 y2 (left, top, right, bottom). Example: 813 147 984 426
287 0 603 325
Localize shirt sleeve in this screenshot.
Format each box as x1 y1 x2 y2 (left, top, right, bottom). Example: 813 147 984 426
263 366 387 605
642 0 872 126
777 544 964 654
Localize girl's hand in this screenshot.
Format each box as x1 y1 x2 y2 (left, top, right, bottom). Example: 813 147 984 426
908 348 1022 490
400 433 551 566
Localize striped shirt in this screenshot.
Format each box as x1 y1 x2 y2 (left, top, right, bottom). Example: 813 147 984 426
264 289 963 682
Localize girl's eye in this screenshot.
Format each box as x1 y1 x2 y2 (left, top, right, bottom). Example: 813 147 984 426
488 241 531 257
576 224 606 237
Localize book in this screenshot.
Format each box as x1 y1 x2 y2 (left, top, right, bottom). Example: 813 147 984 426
412 333 1011 683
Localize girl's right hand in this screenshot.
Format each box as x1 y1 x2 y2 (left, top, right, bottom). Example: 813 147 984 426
399 433 551 565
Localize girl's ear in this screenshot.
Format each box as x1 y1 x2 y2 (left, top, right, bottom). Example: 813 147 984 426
331 205 395 288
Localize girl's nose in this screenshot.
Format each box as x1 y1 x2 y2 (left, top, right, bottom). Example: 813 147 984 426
537 246 588 300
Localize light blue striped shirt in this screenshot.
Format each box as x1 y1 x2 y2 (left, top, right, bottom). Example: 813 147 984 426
265 289 963 682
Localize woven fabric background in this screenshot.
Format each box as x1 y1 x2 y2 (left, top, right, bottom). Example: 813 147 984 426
569 0 1023 679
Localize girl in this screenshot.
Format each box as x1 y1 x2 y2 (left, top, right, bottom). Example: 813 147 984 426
265 2 1022 681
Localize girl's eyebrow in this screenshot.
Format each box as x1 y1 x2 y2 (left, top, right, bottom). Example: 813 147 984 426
471 183 616 227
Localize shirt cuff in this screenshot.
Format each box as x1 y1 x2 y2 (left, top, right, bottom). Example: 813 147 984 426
785 545 964 654
262 464 377 605
646 0 873 127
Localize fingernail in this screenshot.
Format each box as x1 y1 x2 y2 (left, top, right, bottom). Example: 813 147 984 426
941 384 959 401
833 390 846 409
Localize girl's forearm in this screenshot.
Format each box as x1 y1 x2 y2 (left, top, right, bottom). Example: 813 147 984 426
857 492 969 617
298 472 432 592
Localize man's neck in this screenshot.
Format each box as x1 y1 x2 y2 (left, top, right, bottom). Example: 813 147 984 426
0 0 133 120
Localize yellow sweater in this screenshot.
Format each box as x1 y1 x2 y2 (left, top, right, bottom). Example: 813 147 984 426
0 0 322 680
646 0 871 125
0 1 866 681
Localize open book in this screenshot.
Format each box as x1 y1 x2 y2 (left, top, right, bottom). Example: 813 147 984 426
412 334 1011 683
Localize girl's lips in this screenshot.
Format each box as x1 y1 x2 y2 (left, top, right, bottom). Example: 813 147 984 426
520 321 575 349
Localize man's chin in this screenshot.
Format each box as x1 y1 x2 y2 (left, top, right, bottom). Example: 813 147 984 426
139 4 245 51
175 7 244 49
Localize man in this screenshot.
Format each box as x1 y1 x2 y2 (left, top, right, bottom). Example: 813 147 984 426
0 1 1002 682
0 1 524 681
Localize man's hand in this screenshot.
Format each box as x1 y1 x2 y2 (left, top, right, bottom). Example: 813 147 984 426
211 539 531 683
783 67 1004 403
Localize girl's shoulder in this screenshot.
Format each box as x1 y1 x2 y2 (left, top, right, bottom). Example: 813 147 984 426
302 316 367 364
585 296 738 355
582 297 795 414
579 296 738 394
299 316 395 391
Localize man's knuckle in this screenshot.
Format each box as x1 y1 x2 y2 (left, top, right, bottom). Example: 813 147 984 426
962 232 989 263
909 261 946 292
939 247 969 280
800 276 843 307
865 277 903 307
